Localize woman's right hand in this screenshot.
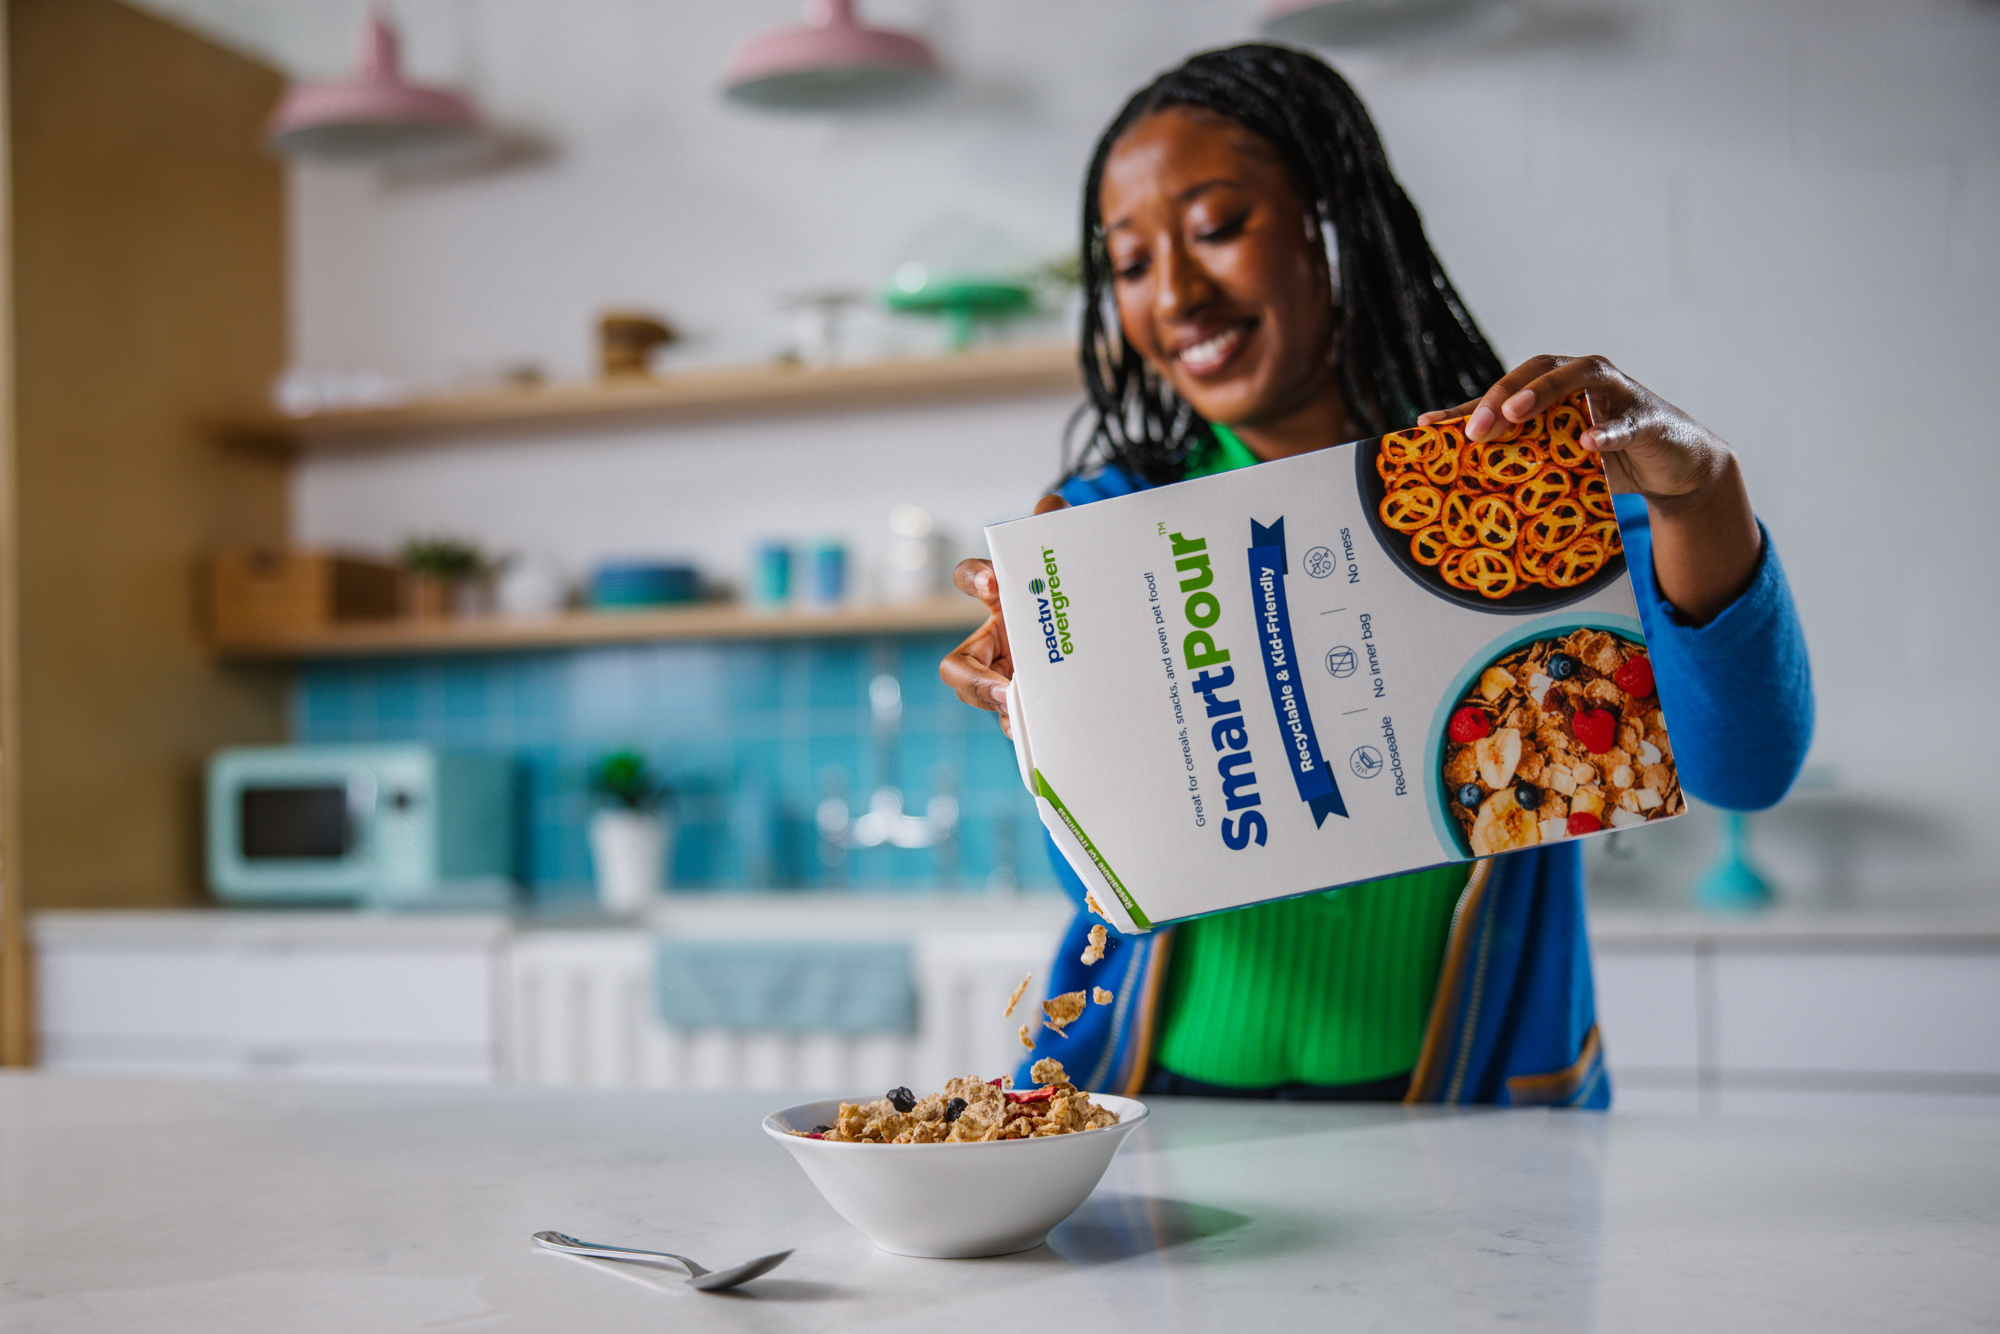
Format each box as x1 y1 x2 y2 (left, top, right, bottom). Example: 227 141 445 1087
939 494 1069 739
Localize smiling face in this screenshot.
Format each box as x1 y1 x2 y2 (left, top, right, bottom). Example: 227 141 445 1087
1099 106 1342 439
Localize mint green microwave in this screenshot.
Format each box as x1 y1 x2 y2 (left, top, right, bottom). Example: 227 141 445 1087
208 745 517 908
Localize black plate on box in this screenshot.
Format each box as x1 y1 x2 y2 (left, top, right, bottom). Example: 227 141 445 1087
1354 436 1626 615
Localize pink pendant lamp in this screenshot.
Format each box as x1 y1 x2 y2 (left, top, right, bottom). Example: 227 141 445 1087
267 10 485 163
724 0 943 111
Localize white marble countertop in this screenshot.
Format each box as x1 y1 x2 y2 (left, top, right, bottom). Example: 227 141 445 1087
3 1074 1995 1332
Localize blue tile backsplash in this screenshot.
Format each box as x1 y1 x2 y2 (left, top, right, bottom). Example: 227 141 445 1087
293 632 1057 907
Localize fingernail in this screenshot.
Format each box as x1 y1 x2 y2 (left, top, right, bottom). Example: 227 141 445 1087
1467 405 1494 437
1416 411 1436 425
1502 389 1536 420
989 682 1010 709
976 570 993 594
1582 429 1602 451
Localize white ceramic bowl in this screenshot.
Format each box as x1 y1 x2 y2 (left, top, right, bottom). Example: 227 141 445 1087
764 1093 1149 1258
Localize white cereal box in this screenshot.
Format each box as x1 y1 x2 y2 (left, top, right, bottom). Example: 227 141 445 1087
985 407 1682 935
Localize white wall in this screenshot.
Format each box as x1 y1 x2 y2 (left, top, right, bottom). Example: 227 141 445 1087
139 0 2000 901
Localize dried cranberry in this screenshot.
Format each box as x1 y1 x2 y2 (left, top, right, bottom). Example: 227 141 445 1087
1572 707 1617 754
1006 1087 1055 1105
1613 656 1655 699
1566 812 1603 835
886 1086 916 1113
1448 705 1492 744
943 1097 967 1123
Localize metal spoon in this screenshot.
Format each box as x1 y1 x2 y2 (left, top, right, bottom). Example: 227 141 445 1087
532 1231 792 1292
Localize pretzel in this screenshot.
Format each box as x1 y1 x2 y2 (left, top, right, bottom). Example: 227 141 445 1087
1585 518 1624 555
1577 472 1615 518
1515 539 1558 586
1409 525 1450 566
1546 536 1607 588
1460 548 1519 600
1432 419 1467 454
1523 498 1587 552
1380 426 1441 466
1379 485 1443 532
1456 440 1496 490
1513 464 1573 515
1477 441 1543 485
1388 470 1433 491
1470 493 1519 550
1546 404 1586 448
1438 547 1470 590
1439 490 1480 548
1421 445 1461 486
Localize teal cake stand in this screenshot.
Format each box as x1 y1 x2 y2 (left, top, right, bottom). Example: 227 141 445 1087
1694 809 1773 910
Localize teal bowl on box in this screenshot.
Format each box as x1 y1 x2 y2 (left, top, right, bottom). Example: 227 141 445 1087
590 563 699 611
1424 612 1644 859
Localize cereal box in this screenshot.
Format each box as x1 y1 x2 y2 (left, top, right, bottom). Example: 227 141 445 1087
986 405 1683 935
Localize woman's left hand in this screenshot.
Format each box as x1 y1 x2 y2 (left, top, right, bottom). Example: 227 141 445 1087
1418 354 1732 501
1421 354 1763 626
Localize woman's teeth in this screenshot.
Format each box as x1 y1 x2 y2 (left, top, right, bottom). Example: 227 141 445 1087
1177 326 1243 372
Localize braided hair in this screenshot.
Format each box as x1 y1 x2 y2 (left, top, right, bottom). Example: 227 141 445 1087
1067 44 1504 486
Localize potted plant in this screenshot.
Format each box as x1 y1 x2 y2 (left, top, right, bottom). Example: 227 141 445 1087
399 536 487 619
587 749 673 915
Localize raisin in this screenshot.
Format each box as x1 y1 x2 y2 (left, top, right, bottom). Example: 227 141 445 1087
886 1086 916 1113
943 1097 967 1123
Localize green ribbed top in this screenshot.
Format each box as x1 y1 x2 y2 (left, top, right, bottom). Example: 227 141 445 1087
1151 867 1469 1087
1149 421 1465 1090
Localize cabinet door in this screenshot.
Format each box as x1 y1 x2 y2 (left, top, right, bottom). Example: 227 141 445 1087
1713 949 2000 1077
38 943 497 1081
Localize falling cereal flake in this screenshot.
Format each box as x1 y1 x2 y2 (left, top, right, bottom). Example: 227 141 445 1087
1093 987 1113 1005
1085 894 1105 919
1018 1024 1035 1051
1041 990 1086 1036
1002 973 1032 1018
1080 923 1108 966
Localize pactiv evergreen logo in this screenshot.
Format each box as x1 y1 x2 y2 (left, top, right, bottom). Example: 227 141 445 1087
1034 548 1074 663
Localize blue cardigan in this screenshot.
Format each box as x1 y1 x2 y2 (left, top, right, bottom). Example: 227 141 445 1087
1016 472 1814 1108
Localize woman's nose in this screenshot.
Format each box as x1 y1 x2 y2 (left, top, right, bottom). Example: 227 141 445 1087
1152 236 1215 322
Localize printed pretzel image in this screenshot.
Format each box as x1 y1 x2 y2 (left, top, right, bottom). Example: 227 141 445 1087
1585 518 1624 555
1513 464 1573 515
1441 491 1479 548
1577 473 1615 519
1380 425 1441 466
1470 494 1519 550
1380 485 1443 532
1478 441 1542 484
1460 548 1519 600
1546 536 1607 587
1409 525 1450 566
1516 540 1559 585
1422 446 1461 486
1439 547 1469 590
1524 498 1588 551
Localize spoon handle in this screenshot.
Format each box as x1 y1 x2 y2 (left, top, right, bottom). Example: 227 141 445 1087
532 1231 710 1277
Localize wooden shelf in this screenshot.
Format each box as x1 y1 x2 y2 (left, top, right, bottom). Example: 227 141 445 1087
209 597 987 661
217 342 1081 455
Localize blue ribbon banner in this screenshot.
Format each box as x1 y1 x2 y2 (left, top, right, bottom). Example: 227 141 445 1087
1248 518 1348 826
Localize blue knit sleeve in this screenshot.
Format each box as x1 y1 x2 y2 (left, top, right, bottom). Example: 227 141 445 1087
1058 465 1147 508
1615 494 1814 811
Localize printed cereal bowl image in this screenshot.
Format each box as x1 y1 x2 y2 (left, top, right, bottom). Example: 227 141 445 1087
763 1060 1147 1258
1434 625 1682 857
1357 398 1627 613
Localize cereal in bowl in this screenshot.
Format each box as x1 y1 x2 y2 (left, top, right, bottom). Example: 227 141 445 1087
1442 628 1681 854
797 1061 1119 1144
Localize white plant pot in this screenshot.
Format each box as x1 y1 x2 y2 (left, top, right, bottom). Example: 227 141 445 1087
589 809 671 914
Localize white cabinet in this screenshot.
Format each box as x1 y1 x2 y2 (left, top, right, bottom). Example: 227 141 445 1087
33 913 505 1083
1594 922 2000 1118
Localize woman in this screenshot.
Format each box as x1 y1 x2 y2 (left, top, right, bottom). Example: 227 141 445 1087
940 45 1812 1107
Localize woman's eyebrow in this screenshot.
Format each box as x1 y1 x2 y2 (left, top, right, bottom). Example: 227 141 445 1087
1104 177 1248 231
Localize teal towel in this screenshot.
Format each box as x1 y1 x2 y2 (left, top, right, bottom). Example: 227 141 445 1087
654 938 916 1035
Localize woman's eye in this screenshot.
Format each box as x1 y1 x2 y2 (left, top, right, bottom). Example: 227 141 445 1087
1196 212 1250 243
1114 258 1149 282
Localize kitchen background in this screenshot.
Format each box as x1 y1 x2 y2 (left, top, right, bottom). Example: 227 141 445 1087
7 0 1998 1110
132 0 1995 907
